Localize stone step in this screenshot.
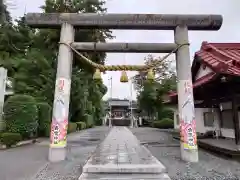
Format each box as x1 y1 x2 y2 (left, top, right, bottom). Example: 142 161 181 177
79 127 170 178
79 173 171 180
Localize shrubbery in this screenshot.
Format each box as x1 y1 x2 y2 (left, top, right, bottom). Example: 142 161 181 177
67 122 77 133
84 114 94 128
1 132 22 148
1 95 95 148
158 108 174 120
76 122 86 130
37 102 51 137
152 118 174 129
4 95 38 139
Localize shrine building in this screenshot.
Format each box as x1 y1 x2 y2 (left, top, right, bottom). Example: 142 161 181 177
166 42 240 145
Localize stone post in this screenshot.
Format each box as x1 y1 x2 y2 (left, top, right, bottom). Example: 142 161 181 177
174 25 199 162
48 23 74 162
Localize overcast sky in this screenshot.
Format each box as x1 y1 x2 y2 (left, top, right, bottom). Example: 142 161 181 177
8 0 240 100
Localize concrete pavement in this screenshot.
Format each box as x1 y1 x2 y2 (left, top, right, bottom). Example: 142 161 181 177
3 126 240 180
79 126 170 180
1 127 109 180
0 144 48 180
131 127 240 180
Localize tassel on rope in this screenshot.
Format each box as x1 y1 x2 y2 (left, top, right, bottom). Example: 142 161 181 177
147 69 154 81
120 71 128 83
93 68 102 80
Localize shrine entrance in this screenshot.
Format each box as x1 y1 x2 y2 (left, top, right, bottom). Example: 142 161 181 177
25 12 223 163
107 99 131 126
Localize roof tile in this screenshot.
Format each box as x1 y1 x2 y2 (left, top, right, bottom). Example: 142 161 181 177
168 42 240 99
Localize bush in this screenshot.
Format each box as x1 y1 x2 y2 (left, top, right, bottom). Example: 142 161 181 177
158 108 174 120
0 132 2 142
67 122 77 133
84 114 94 128
76 122 86 130
4 95 38 139
1 132 22 148
152 118 174 129
37 103 52 137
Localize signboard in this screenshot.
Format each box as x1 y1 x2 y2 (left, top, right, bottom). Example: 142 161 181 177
50 78 71 148
180 120 197 150
25 13 222 31
179 80 198 150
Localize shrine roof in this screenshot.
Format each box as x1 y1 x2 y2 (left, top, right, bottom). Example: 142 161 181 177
195 41 240 76
168 42 240 98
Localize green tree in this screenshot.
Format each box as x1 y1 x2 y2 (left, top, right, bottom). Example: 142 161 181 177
38 0 111 123
133 55 175 92
135 55 177 121
1 0 111 135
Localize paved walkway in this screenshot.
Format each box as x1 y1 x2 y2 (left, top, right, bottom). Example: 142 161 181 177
4 126 240 180
80 127 170 179
131 127 240 180
1 127 109 180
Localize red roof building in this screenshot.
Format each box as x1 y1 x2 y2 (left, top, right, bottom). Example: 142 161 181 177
167 42 240 145
168 42 240 104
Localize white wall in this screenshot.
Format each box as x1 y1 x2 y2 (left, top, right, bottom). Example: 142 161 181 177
195 65 213 80
173 107 221 134
172 101 237 139
220 102 235 138
195 108 211 133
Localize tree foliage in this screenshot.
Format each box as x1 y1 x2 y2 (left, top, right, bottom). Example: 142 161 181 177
1 0 110 129
134 55 177 120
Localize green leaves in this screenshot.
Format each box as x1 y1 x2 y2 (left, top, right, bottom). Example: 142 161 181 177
1 0 111 127
135 55 177 120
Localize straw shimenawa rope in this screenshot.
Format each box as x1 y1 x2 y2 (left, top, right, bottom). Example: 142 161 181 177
59 42 189 71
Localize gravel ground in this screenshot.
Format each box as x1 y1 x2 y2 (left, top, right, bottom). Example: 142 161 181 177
131 127 240 180
1 126 109 180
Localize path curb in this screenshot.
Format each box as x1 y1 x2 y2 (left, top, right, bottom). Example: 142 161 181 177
0 138 39 150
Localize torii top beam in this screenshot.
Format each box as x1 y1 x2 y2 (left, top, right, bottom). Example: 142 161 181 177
25 13 223 31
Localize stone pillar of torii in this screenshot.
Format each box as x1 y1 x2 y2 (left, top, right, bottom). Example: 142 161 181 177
25 13 223 163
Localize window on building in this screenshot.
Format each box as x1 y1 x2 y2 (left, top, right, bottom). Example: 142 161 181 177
176 114 180 125
203 112 214 127
221 110 234 129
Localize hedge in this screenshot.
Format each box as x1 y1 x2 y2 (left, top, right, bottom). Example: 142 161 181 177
37 102 52 137
76 122 86 130
158 108 174 120
1 132 22 148
84 114 94 128
4 95 38 139
67 122 77 133
152 118 174 129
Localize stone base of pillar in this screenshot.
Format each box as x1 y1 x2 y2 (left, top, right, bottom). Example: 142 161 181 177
236 144 240 151
180 143 198 162
48 147 67 162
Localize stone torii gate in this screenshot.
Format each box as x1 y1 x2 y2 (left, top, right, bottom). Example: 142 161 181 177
25 13 223 163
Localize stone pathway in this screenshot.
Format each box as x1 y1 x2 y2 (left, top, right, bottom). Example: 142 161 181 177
131 127 240 180
1 127 109 180
79 127 170 179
